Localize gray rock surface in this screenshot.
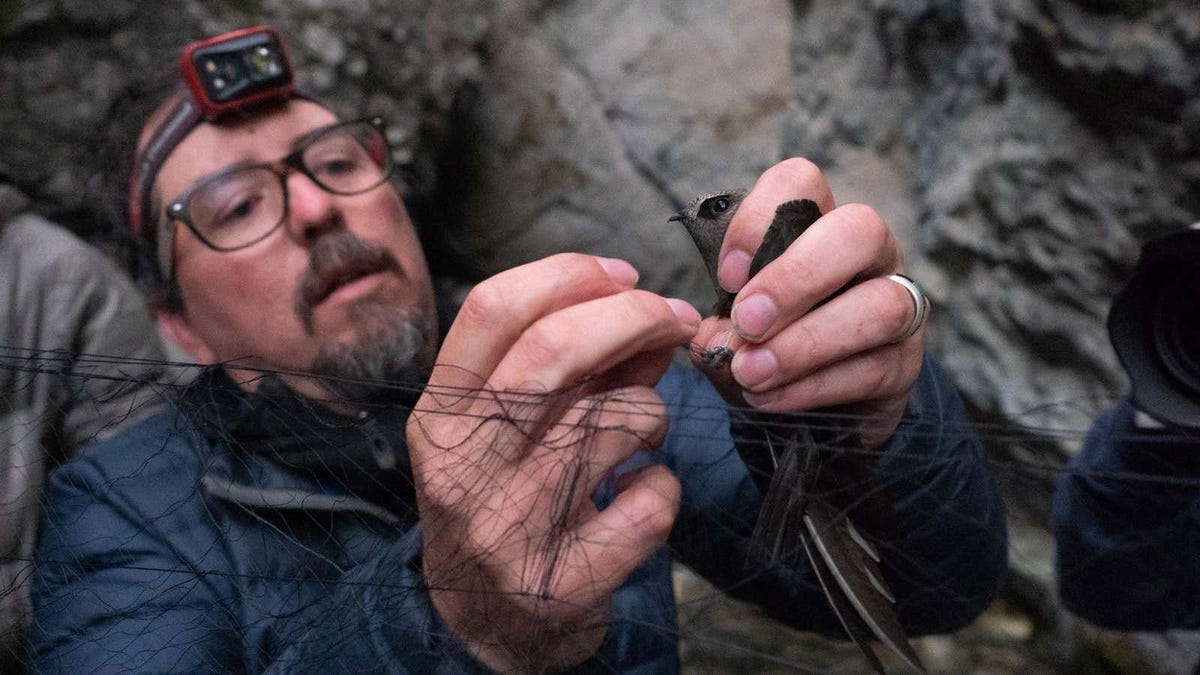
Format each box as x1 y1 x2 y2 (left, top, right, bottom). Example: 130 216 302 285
2 0 1198 672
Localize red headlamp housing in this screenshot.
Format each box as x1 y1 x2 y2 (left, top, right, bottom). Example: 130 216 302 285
181 26 295 120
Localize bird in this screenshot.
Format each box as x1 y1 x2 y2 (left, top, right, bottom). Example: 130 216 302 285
670 192 925 674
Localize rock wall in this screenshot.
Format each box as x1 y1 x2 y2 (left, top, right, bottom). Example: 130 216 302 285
2 0 1198 671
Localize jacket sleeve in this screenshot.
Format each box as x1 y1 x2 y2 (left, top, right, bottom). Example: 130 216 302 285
30 447 244 674
1053 397 1200 629
30 434 492 674
662 355 1007 638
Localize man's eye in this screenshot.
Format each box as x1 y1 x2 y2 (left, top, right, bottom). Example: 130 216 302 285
213 194 264 228
315 158 360 176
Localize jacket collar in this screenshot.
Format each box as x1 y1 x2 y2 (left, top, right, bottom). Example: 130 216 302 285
182 367 419 522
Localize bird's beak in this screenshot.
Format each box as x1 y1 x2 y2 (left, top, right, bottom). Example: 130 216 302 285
668 213 684 222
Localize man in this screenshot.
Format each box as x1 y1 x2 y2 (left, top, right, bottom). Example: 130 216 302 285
30 29 1006 673
0 181 166 670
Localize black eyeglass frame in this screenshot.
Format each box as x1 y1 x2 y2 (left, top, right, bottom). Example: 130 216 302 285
162 115 393 255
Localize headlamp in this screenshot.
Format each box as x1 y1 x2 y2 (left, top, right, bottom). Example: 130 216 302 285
181 27 294 119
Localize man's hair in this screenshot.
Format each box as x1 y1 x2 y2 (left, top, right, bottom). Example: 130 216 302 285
92 72 188 313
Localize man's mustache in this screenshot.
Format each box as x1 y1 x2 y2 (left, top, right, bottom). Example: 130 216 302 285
295 231 404 331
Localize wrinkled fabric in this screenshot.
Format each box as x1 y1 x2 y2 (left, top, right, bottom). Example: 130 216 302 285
31 358 1006 673
1054 397 1200 629
0 203 166 667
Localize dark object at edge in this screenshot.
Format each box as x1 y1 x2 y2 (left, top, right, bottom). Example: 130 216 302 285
1108 228 1200 429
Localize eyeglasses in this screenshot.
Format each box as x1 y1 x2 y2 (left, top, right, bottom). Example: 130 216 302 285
163 117 393 255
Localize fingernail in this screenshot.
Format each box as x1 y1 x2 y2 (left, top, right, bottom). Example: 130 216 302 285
718 250 752 292
732 348 777 387
597 257 639 286
666 298 701 326
743 390 777 409
732 294 778 339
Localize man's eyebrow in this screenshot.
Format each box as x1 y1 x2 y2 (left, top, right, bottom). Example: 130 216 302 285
288 124 333 152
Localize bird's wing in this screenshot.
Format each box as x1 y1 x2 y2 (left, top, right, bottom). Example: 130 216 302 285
748 427 812 563
799 522 888 674
750 423 924 674
804 499 926 674
747 199 823 280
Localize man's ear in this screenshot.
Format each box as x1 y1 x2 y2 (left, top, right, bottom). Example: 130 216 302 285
156 311 218 364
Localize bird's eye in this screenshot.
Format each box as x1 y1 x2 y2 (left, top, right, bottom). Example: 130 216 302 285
698 195 733 219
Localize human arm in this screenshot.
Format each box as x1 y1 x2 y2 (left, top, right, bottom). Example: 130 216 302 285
33 254 700 674
1053 397 1200 629
30 437 243 674
406 253 700 672
31 421 495 675
664 356 1007 638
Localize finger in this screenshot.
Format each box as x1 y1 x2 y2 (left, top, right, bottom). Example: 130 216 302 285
480 292 694 451
729 275 922 392
572 388 669 499
513 386 669 521
552 464 681 608
729 202 902 343
686 316 749 405
448 387 668 576
595 345 678 393
741 336 924 413
489 290 700 393
427 254 640 405
718 158 836 292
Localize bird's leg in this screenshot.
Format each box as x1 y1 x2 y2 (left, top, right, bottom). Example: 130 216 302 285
700 345 734 369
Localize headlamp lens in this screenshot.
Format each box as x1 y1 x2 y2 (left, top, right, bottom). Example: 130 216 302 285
247 45 283 80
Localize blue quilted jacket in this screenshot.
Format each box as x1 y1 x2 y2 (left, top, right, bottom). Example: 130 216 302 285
31 358 1006 673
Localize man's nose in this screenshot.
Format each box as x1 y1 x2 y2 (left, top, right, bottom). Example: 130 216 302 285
284 172 341 243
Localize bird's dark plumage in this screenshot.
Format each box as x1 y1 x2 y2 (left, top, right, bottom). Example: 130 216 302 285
672 193 924 674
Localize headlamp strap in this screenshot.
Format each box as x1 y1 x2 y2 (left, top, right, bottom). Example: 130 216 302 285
128 94 201 242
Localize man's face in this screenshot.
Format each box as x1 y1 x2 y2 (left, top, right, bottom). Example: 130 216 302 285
151 100 438 400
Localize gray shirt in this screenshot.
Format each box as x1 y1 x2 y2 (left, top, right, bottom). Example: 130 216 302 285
0 185 167 665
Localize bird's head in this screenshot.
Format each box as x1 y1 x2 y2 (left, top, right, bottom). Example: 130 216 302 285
670 190 745 272
669 190 746 299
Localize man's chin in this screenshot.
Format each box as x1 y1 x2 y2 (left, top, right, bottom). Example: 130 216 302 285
309 300 430 406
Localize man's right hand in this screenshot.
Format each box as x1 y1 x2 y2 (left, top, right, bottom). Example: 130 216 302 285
406 253 699 672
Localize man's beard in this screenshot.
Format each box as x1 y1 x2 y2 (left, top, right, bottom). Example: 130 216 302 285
295 229 431 405
310 294 429 406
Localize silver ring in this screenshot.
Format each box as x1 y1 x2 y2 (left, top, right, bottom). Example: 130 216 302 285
886 273 930 343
